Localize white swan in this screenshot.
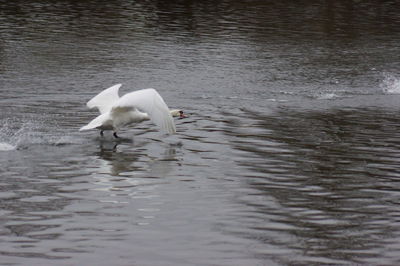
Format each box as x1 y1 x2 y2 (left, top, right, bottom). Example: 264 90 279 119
80 84 186 138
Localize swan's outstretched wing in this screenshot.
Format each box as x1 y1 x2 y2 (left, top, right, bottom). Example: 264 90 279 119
112 88 176 134
87 84 121 114
79 113 111 131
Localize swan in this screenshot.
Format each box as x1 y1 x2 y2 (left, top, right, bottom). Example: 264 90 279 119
80 84 186 138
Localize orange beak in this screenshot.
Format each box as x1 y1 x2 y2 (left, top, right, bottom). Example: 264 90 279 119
179 111 187 119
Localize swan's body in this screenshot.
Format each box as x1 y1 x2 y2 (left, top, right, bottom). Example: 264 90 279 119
80 84 184 137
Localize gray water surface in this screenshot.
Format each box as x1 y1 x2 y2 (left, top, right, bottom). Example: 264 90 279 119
1 1 400 265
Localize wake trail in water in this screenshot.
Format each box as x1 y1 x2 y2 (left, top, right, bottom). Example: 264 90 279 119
0 117 83 151
315 92 340 100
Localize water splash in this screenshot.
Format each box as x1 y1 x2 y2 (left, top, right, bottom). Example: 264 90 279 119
0 118 19 151
0 142 16 151
0 117 81 151
381 73 400 94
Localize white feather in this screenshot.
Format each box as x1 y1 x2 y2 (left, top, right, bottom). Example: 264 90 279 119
86 83 121 114
112 88 176 134
79 113 112 131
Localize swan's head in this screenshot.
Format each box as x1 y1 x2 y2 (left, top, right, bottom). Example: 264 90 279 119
170 109 187 119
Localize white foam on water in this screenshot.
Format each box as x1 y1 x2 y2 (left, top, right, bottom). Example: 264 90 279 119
0 118 19 151
381 73 400 94
310 91 342 100
316 93 339 100
0 142 16 151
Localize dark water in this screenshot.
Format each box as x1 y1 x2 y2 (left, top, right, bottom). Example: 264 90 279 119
1 1 400 265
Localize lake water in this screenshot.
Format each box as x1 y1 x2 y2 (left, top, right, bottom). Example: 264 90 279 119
1 1 400 265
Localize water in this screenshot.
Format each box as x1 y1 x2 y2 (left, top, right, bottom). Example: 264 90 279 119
1 1 400 265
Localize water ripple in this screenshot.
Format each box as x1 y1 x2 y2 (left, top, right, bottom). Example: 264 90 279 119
220 107 400 265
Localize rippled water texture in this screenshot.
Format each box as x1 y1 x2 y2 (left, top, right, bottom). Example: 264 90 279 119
1 1 400 265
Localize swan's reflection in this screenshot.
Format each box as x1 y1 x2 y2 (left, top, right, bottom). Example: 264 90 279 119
96 139 178 178
86 138 182 218
96 138 138 176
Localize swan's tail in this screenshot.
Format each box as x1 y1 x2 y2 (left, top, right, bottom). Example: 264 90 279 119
79 113 111 131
